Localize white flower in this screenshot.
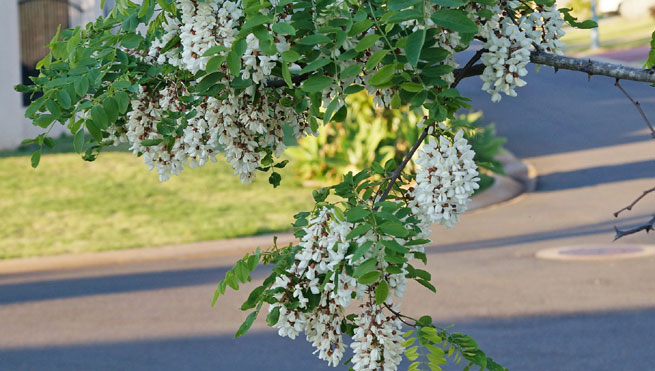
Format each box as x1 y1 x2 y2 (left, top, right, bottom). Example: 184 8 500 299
409 130 479 228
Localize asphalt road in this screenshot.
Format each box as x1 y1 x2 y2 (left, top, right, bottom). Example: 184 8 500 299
2 59 655 370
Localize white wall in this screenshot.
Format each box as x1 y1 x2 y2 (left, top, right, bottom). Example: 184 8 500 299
0 1 25 150
1 0 110 150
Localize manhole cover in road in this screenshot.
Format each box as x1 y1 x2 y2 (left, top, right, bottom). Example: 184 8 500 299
536 244 655 261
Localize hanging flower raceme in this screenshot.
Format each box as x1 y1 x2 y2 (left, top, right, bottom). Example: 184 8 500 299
409 130 480 228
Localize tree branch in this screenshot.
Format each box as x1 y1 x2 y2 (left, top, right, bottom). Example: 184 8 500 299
614 80 655 138
374 124 431 207
453 48 486 87
614 216 655 240
614 186 655 217
530 52 655 83
268 52 655 89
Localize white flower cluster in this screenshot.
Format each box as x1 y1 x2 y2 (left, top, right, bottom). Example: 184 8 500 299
409 130 480 228
119 80 309 182
351 303 405 371
477 3 566 102
116 0 315 182
268 207 425 368
521 5 566 55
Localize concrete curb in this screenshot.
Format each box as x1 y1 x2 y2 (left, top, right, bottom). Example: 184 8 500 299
0 151 537 275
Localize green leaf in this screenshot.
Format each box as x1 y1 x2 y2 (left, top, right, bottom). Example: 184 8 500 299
85 120 102 142
340 64 362 79
350 240 374 262
420 47 450 63
30 150 41 168
160 35 180 54
206 55 225 72
121 34 143 49
417 278 437 293
379 221 409 237
375 280 389 304
429 0 466 6
73 129 85 153
353 257 377 278
227 50 241 76
269 171 282 188
301 75 333 93
45 99 60 117
368 64 394 86
388 0 421 10
242 14 272 30
355 34 381 52
401 82 424 92
418 315 432 326
365 49 389 71
282 61 293 88
196 72 225 92
234 311 258 338
645 31 655 69
115 91 130 114
211 281 227 307
299 58 331 74
103 97 119 124
345 206 369 222
381 239 409 254
298 34 332 45
346 223 373 240
202 45 228 56
272 22 296 35
558 8 598 29
405 29 425 67
349 19 373 36
387 9 422 23
266 306 281 326
282 50 301 63
430 9 479 33
344 84 365 94
357 271 381 285
57 89 71 109
241 285 265 310
140 139 163 147
90 106 109 129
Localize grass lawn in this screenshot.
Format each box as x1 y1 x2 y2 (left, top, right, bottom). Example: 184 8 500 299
561 15 654 55
0 149 315 259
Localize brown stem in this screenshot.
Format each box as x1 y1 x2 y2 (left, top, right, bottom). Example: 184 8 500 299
614 80 655 138
614 186 655 217
384 303 418 327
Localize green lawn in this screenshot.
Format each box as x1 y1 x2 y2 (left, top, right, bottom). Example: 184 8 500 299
561 16 654 55
0 150 314 259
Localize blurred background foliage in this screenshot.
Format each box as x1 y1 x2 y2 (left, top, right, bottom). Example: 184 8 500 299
287 92 506 191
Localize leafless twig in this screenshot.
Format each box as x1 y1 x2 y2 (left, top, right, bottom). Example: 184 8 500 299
614 216 655 240
614 80 655 139
614 186 655 217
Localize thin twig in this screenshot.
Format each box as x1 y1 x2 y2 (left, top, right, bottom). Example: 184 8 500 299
384 303 418 327
614 216 655 240
614 186 655 217
453 48 486 87
374 125 431 209
614 80 655 139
